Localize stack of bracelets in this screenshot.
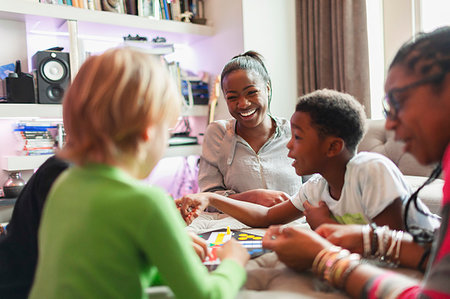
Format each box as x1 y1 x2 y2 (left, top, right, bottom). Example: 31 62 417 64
312 223 409 289
312 245 361 289
362 223 405 266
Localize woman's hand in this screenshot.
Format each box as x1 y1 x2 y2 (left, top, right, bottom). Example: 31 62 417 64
188 232 209 260
216 239 250 268
262 225 332 271
230 189 290 207
315 223 364 254
175 193 211 224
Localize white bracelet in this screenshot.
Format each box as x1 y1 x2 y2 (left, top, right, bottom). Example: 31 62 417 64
394 230 404 264
375 225 389 259
362 224 371 257
386 230 397 260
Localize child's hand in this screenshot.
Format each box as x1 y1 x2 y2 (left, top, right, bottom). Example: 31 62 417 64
316 223 365 254
303 200 337 230
175 193 210 224
215 239 249 268
231 189 290 207
188 232 209 260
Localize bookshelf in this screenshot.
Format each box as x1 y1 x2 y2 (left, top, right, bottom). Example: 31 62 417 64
0 0 215 176
0 1 214 38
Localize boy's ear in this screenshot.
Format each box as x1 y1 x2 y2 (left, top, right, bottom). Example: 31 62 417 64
142 126 154 141
326 137 344 157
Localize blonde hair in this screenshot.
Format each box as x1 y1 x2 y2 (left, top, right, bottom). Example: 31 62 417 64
60 47 181 165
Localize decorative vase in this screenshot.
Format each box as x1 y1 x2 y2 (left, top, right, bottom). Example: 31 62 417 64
3 171 25 198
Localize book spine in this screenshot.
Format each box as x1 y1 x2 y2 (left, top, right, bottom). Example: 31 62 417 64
137 0 143 16
163 0 169 19
87 0 95 9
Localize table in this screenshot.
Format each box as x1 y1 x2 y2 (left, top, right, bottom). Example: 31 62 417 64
187 213 423 299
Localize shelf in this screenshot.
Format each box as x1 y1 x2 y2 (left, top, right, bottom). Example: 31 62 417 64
181 105 208 117
0 104 62 119
0 1 214 44
164 144 201 158
1 144 201 171
0 103 206 119
2 154 53 171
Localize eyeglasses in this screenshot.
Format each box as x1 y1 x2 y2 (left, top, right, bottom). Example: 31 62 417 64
383 72 445 120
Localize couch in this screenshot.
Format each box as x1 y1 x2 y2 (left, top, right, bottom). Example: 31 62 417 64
358 119 444 215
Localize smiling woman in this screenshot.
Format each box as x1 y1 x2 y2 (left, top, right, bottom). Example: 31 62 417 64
196 51 301 208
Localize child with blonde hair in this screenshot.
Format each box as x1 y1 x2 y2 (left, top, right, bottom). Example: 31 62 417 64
30 47 249 299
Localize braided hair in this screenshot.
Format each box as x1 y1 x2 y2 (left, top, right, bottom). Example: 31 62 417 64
220 51 273 106
390 26 450 90
390 26 450 243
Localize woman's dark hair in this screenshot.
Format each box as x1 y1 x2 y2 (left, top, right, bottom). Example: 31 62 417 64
295 89 366 154
390 26 450 90
391 27 450 243
220 51 272 105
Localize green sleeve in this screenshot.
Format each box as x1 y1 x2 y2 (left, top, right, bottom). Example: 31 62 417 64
136 188 246 299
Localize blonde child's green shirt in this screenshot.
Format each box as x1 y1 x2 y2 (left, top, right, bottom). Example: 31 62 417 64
30 163 246 299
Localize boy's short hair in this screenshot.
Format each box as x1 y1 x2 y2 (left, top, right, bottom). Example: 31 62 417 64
60 47 181 165
296 89 366 153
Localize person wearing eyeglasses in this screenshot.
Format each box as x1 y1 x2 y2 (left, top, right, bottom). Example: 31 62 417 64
262 26 450 298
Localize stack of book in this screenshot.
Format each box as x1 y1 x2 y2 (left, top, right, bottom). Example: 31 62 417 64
13 122 59 156
36 0 207 23
181 79 209 105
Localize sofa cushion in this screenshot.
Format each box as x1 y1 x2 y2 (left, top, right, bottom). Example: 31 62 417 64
358 119 438 177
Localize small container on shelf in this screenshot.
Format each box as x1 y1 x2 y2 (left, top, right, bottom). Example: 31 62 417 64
3 171 25 198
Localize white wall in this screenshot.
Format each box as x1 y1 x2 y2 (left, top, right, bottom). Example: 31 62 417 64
0 20 28 71
192 0 245 121
383 0 415 74
242 0 297 120
197 0 297 121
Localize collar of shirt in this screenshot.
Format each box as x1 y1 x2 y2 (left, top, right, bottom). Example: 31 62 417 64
225 115 282 165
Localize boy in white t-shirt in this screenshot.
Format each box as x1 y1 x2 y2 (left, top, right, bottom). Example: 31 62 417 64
178 89 438 231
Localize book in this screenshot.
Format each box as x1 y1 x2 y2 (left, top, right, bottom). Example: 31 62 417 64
170 0 181 21
87 0 95 10
162 0 169 19
125 0 137 15
93 0 102 10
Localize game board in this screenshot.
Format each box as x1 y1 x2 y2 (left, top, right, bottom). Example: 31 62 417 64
199 227 270 270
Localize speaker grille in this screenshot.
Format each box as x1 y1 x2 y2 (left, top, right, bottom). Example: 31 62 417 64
42 60 67 82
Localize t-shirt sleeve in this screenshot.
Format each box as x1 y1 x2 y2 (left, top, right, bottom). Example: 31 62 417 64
135 187 246 299
357 158 410 220
290 174 323 212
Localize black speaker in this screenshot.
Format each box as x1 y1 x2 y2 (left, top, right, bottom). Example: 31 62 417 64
32 51 70 104
4 60 36 103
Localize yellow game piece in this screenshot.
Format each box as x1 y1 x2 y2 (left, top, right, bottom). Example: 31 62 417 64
226 226 231 235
